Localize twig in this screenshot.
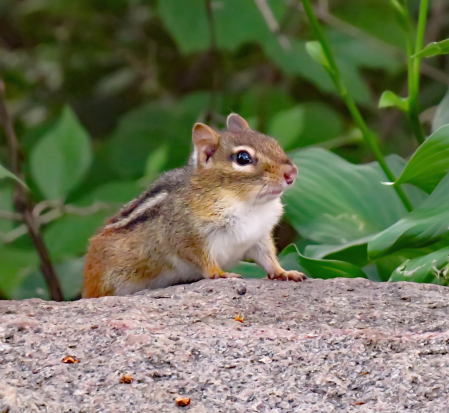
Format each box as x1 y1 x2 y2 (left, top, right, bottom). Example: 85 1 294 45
0 79 63 301
0 201 114 244
254 0 291 50
37 202 112 225
0 210 23 221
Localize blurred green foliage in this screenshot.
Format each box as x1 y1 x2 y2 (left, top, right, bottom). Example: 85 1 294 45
0 0 449 300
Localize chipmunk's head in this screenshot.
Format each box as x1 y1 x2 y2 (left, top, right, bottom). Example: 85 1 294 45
191 113 297 203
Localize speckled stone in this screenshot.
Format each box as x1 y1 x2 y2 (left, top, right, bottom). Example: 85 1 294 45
1 278 449 412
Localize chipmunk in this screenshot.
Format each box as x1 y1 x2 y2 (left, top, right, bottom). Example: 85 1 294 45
83 113 306 298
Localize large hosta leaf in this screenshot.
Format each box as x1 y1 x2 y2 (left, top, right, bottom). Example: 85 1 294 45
432 89 449 133
284 148 426 246
390 247 449 285
369 173 449 259
234 245 366 280
295 249 367 280
392 125 449 194
304 235 374 267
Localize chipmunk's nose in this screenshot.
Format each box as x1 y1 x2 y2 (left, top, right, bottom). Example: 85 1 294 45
282 163 297 185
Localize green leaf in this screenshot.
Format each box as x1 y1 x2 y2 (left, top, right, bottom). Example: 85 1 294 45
268 106 304 149
327 29 401 74
139 145 170 186
158 0 209 53
390 247 449 284
158 0 285 54
13 257 85 300
264 38 371 105
264 38 334 94
285 148 426 245
30 106 92 200
379 90 409 112
267 103 343 150
304 235 374 267
0 164 27 188
77 180 140 207
44 213 107 261
238 86 294 123
0 186 14 233
368 173 449 259
232 262 266 279
305 41 330 70
0 246 38 298
335 0 406 49
394 125 449 194
389 0 410 30
44 181 141 261
283 245 367 280
232 245 366 280
107 93 209 178
432 89 449 133
232 245 305 278
413 39 449 59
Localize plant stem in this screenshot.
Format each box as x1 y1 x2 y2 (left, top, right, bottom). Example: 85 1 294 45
407 0 428 145
300 0 413 212
0 79 63 301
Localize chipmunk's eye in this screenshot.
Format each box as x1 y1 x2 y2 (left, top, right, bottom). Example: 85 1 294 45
234 150 253 166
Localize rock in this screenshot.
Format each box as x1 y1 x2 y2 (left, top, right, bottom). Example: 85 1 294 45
1 277 449 412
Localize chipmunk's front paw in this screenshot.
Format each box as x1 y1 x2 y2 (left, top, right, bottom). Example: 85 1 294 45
268 270 307 282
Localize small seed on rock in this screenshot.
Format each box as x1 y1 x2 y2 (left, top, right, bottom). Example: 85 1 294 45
62 356 79 364
120 374 134 384
234 313 244 323
175 396 190 407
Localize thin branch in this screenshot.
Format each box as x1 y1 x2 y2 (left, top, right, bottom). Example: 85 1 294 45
0 201 114 244
0 210 23 221
0 225 28 243
0 79 63 301
38 202 112 225
254 0 291 50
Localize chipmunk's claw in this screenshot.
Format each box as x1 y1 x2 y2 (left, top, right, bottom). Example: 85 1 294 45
268 270 307 282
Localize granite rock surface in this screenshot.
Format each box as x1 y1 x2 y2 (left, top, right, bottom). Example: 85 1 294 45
1 277 449 412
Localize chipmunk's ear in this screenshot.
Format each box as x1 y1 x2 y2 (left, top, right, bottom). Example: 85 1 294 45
192 123 220 167
226 113 251 132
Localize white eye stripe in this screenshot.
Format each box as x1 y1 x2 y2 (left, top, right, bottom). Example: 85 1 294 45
232 163 256 171
232 146 255 157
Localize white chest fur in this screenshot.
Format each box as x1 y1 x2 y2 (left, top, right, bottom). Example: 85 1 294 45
206 198 284 269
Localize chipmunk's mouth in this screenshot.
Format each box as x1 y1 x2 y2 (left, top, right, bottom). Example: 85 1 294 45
256 186 284 201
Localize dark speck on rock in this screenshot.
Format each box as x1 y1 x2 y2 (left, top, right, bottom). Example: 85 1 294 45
236 286 247 296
